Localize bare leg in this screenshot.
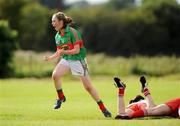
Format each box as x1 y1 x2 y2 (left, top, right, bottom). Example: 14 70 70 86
114 77 129 116
145 94 156 108
140 76 156 108
52 63 70 90
80 75 112 117
80 75 100 101
116 95 134 119
118 96 127 115
147 104 172 116
52 63 70 109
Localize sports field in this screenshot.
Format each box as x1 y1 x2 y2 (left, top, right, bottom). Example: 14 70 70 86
0 75 180 126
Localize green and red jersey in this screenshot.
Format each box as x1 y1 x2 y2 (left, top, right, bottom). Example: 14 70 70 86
55 25 86 60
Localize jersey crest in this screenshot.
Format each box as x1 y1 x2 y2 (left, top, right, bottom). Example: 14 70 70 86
56 40 60 45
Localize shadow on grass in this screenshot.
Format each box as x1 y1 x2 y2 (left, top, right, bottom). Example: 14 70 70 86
132 116 178 120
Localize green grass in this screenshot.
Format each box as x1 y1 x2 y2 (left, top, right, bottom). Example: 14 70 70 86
0 75 180 126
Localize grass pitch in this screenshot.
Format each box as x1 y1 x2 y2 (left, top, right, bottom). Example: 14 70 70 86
0 75 180 126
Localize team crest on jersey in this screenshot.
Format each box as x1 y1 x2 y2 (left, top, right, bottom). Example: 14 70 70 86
56 40 60 44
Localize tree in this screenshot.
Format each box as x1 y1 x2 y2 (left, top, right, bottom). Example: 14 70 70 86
0 20 18 78
19 2 49 50
67 2 180 56
152 2 180 53
0 0 28 30
37 0 66 10
108 0 136 10
141 0 178 8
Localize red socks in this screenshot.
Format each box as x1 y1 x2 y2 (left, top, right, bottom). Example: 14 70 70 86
118 87 125 96
97 100 106 111
143 87 150 96
57 89 65 100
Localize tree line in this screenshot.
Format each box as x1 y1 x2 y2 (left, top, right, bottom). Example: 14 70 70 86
0 0 180 55
68 0 180 56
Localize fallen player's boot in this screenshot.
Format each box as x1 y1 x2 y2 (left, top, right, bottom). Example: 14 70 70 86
140 76 148 93
114 77 126 88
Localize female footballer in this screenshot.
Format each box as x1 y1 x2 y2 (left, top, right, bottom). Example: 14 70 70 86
114 76 180 119
44 12 111 117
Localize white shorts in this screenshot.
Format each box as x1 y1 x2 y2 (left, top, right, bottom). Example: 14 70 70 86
59 58 89 76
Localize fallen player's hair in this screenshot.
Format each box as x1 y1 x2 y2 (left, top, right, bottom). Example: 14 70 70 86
129 95 145 104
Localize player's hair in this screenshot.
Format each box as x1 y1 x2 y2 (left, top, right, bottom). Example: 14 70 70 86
53 12 73 28
129 95 145 104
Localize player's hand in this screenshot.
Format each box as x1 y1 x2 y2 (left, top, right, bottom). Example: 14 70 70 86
44 56 50 61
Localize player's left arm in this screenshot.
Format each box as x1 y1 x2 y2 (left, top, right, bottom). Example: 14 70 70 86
61 27 82 55
61 44 80 55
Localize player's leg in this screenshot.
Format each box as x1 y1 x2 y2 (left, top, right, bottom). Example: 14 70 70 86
52 59 70 109
114 77 126 115
129 98 180 118
113 77 131 119
71 59 111 117
126 76 157 119
140 76 156 108
80 76 99 101
80 75 111 117
147 104 172 116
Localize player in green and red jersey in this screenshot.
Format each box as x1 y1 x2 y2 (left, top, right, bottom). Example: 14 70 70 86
44 12 111 117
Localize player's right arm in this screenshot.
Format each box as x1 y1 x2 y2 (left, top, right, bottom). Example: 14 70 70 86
44 49 63 61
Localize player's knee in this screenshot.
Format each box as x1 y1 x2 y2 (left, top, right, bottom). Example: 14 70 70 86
52 72 60 80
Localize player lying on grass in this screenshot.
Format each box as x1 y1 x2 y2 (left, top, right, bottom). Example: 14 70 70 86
114 76 180 119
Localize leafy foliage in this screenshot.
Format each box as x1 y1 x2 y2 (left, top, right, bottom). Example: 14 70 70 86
68 1 180 56
0 20 18 78
19 2 49 50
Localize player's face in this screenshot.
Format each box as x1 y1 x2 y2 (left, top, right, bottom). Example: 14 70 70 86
51 15 64 31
